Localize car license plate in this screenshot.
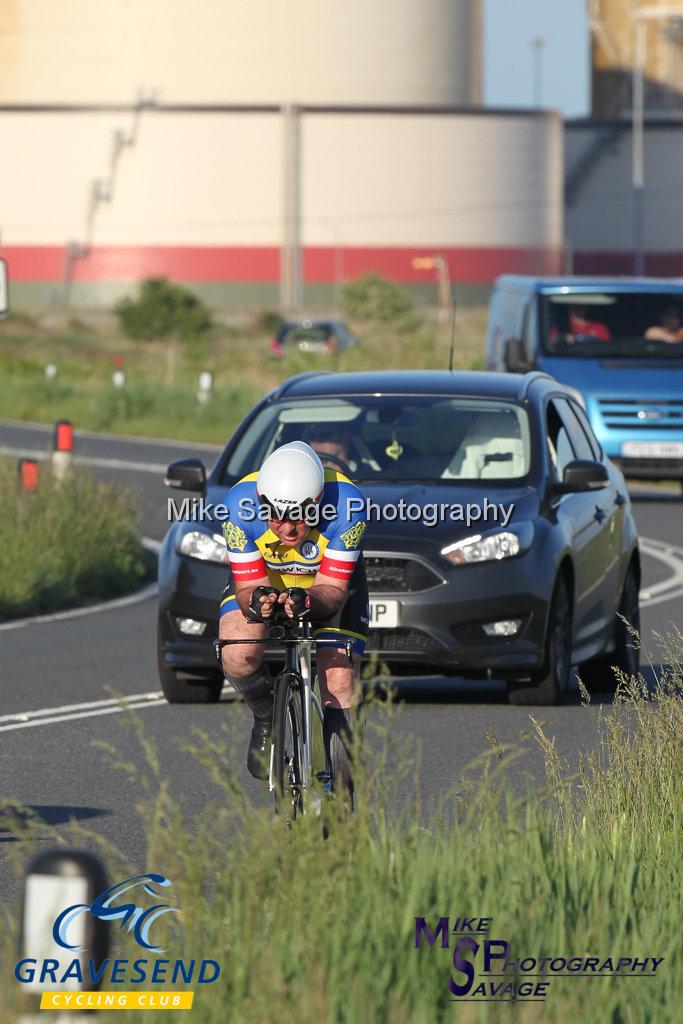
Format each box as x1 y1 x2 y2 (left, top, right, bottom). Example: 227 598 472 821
368 599 399 628
621 441 683 459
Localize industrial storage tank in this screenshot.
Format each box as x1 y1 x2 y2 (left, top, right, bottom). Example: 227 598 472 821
0 0 565 308
0 0 481 106
590 0 683 115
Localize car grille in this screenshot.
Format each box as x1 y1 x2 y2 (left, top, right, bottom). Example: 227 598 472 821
366 628 445 653
364 555 443 594
598 398 683 431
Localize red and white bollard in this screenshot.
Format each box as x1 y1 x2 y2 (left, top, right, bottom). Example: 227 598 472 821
51 420 74 482
18 458 39 493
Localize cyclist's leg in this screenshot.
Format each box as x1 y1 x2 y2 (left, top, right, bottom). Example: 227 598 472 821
314 566 368 801
316 647 364 801
219 591 272 780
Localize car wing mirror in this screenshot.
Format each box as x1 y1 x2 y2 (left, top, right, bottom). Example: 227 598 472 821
504 337 533 372
557 459 609 494
165 458 206 493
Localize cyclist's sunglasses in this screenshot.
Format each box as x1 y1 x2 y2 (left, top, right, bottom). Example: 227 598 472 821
258 494 320 524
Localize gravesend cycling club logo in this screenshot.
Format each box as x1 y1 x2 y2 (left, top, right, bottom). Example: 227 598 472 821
54 873 176 953
415 916 665 1004
15 872 221 1012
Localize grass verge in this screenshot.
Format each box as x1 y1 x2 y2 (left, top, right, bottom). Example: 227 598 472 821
0 309 488 443
1 633 682 1022
0 460 147 619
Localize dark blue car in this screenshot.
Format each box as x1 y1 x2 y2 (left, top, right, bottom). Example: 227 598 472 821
158 370 640 706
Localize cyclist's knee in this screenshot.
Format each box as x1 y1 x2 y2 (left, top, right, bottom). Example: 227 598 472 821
317 651 361 707
222 648 263 678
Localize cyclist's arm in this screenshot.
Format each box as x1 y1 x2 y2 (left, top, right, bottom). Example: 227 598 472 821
306 571 350 620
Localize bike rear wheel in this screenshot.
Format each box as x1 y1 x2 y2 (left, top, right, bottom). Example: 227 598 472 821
272 672 305 820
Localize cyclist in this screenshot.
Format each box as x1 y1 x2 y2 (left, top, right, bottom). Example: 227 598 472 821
218 441 369 802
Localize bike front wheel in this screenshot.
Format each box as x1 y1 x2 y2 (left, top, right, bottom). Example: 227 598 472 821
272 673 305 820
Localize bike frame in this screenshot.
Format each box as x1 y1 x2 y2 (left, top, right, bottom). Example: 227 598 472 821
215 620 352 810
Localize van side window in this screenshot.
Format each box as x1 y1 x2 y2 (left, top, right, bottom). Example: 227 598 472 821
546 400 576 479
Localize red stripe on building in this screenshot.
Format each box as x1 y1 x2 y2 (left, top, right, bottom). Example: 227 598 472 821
1 244 562 284
574 251 683 277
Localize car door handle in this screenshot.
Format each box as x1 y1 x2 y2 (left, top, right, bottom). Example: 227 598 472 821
594 505 606 523
614 492 627 507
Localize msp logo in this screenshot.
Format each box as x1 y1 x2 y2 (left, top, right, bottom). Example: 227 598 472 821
300 540 319 560
54 873 177 954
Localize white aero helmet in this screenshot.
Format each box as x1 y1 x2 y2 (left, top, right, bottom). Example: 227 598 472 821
256 441 325 520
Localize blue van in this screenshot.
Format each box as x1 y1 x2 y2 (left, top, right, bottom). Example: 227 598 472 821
486 276 683 488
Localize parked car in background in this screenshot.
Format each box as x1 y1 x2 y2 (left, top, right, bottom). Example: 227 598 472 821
270 318 359 358
486 276 683 491
158 370 639 708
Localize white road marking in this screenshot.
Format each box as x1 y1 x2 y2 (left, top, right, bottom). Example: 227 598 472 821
0 692 166 733
0 445 167 474
0 539 160 632
0 686 235 733
638 537 683 606
0 691 162 724
0 417 223 451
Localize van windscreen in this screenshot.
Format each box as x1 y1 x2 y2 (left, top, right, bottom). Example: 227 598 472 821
540 292 683 358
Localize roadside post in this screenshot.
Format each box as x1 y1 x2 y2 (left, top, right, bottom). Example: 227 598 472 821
17 849 109 1021
51 420 74 482
112 354 126 389
18 458 39 493
197 370 213 405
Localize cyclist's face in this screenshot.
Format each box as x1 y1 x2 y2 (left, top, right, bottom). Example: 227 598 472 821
269 517 310 547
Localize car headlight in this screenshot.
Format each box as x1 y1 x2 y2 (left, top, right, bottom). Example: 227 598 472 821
440 523 533 566
177 530 230 564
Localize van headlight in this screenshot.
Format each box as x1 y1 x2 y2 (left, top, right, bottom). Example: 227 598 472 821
440 523 533 566
177 530 230 564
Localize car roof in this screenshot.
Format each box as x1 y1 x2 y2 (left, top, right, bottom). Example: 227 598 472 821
496 275 683 294
270 369 558 402
281 318 344 329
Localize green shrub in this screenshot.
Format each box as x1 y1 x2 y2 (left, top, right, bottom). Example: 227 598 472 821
256 309 285 336
341 272 417 325
115 277 212 341
0 461 146 618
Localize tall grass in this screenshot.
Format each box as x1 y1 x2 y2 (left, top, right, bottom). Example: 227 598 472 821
2 638 681 1022
0 461 147 618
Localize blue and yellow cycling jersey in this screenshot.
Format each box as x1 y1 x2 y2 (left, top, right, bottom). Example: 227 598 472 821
219 469 368 615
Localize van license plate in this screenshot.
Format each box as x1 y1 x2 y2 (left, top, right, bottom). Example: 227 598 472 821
621 441 683 458
369 600 399 628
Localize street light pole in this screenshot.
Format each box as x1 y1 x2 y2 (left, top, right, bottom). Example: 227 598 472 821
632 15 646 275
531 36 544 108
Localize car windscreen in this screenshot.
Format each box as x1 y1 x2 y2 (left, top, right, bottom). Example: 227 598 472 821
282 326 331 344
222 396 531 484
540 291 683 358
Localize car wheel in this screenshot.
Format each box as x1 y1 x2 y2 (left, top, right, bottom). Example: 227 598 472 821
508 577 572 706
157 633 223 704
576 563 640 692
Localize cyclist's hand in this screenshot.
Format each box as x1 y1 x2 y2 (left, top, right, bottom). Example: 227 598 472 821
278 587 311 620
246 586 281 622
